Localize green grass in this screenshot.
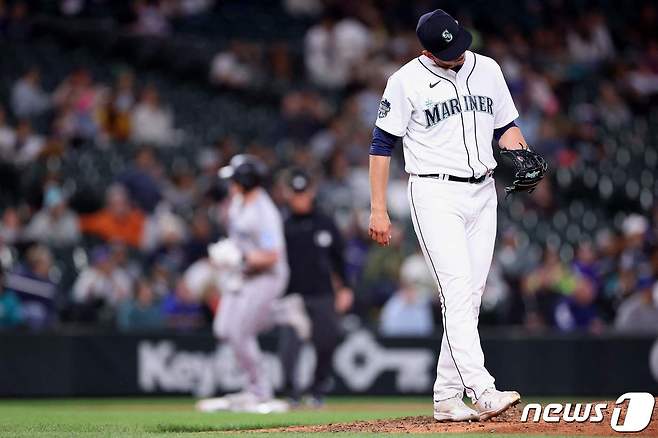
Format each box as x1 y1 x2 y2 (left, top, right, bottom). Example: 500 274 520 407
0 397 604 437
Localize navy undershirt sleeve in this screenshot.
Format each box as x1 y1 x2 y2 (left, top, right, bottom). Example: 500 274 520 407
494 120 517 141
369 126 400 156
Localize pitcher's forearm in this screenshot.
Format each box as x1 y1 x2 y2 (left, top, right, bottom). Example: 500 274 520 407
369 155 391 211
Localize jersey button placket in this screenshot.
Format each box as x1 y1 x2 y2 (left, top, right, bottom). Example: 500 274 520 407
456 80 479 179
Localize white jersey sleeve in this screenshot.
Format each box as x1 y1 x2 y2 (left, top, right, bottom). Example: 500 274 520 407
375 73 413 137
492 63 519 129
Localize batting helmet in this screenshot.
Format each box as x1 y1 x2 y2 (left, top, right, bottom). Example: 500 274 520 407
218 154 268 191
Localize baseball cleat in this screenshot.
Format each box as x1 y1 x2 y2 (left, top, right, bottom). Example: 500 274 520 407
433 394 480 422
474 388 521 420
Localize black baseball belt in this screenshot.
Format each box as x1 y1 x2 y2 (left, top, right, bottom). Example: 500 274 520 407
417 171 493 184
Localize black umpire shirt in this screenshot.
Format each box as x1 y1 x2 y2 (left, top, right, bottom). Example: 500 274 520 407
284 209 347 297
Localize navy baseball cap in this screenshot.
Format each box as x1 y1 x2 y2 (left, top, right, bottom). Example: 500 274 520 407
416 9 472 61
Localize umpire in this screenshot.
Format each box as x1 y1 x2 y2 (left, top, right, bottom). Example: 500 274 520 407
279 168 353 406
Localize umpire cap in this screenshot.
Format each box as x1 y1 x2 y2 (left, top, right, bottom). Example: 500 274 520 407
416 9 472 61
288 168 312 193
218 154 268 191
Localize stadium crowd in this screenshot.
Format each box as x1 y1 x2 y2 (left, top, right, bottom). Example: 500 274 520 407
1 0 658 334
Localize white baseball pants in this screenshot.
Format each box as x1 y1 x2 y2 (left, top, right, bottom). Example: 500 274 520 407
408 175 497 403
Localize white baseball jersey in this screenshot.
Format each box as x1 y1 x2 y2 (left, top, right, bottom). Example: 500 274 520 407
375 51 518 178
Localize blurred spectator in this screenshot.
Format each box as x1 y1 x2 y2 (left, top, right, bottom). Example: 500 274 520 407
118 147 163 212
285 0 323 17
0 106 15 159
52 68 101 141
99 71 135 141
597 82 632 129
615 280 658 332
59 0 85 16
116 279 163 331
161 278 207 331
10 68 50 119
276 90 330 144
620 214 650 275
269 43 294 86
80 184 147 248
23 186 80 247
480 260 512 324
131 85 176 146
176 0 215 17
209 41 256 89
5 1 31 40
147 210 187 273
359 224 404 306
522 67 560 116
163 163 198 212
572 241 600 286
13 120 45 165
0 207 21 244
397 251 434 295
0 265 22 329
554 274 602 332
379 254 434 337
523 246 577 328
626 61 658 98
304 8 372 88
4 245 57 329
132 0 170 36
566 12 615 65
71 246 131 323
182 211 215 266
149 256 176 298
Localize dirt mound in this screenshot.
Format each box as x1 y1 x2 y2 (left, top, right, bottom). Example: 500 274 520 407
269 399 658 435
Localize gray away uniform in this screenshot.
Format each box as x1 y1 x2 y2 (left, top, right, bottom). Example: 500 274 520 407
214 188 289 399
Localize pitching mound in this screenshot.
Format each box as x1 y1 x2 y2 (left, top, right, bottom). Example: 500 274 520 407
267 399 658 435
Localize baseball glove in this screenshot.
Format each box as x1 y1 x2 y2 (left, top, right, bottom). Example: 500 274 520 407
500 146 548 195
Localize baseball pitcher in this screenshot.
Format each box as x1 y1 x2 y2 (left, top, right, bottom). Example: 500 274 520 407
368 10 546 422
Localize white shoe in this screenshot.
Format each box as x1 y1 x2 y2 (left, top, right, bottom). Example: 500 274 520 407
196 393 290 414
433 394 479 422
279 294 311 340
196 391 260 412
474 388 521 420
243 399 290 414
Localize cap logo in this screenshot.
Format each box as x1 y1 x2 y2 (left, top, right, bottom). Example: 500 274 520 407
442 29 453 43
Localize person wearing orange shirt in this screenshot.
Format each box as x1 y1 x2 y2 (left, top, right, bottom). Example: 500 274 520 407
80 184 146 248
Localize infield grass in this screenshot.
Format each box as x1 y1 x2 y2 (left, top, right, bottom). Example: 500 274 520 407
0 396 606 437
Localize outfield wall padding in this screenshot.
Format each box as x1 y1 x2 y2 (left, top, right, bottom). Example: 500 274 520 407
0 330 656 397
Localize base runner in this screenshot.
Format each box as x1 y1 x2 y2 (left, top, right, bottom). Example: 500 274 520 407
196 155 310 414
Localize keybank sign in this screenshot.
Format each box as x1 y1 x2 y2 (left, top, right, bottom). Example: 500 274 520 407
137 334 658 397
138 330 434 396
